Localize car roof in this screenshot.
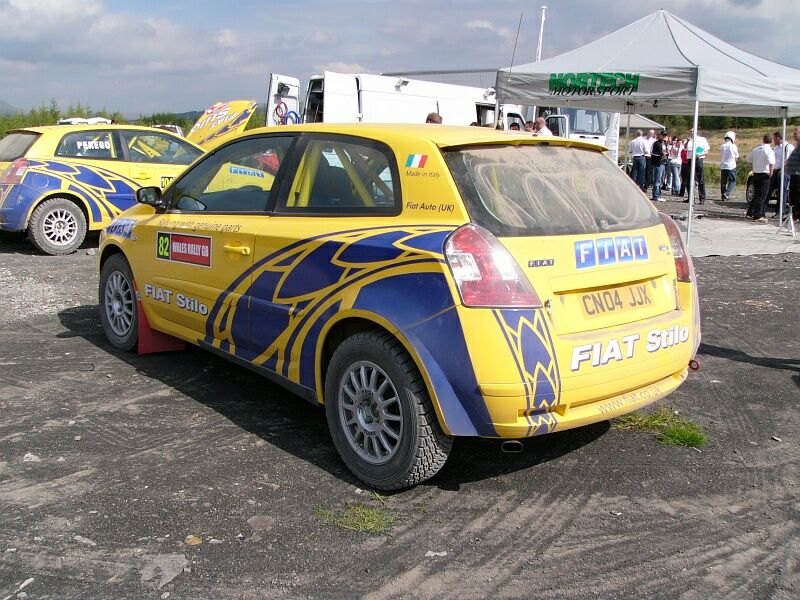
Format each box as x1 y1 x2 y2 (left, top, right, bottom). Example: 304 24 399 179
240 123 607 152
7 124 202 149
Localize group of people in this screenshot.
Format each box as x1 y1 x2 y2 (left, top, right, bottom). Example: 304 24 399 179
628 128 709 203
426 111 554 136
744 128 797 222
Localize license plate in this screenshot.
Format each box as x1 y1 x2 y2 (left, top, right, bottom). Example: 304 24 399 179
579 282 654 318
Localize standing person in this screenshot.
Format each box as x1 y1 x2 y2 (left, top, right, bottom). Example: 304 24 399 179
644 129 656 192
628 130 648 191
768 131 794 216
719 131 739 201
669 137 683 195
425 112 442 124
685 128 709 204
785 125 800 221
524 120 535 132
532 117 552 136
679 139 691 198
649 131 667 202
746 134 776 222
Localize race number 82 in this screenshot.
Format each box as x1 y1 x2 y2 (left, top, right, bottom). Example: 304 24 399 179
157 232 171 259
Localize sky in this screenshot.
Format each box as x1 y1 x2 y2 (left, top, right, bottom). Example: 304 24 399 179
0 0 798 116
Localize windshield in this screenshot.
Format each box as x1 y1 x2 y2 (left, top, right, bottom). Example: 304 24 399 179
444 144 659 237
0 132 39 161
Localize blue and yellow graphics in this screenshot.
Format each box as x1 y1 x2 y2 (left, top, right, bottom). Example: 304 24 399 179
98 123 701 487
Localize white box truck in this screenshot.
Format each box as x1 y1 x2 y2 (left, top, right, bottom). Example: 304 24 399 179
266 72 525 128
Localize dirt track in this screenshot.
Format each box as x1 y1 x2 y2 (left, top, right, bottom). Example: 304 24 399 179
0 235 798 599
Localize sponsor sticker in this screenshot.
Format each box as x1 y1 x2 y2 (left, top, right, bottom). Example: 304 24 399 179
575 235 648 269
105 218 137 239
156 231 212 267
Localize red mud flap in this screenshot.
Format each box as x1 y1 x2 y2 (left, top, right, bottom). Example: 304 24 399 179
134 282 185 355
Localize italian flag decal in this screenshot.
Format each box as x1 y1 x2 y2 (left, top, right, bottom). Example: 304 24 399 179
405 154 428 168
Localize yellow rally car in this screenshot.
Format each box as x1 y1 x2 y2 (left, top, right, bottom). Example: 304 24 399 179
0 125 203 254
0 101 257 255
98 124 701 489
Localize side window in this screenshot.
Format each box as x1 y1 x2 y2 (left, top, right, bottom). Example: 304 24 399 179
120 131 202 165
168 136 293 213
56 131 116 159
277 137 398 214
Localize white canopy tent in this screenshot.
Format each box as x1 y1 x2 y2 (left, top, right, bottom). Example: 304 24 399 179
496 9 800 239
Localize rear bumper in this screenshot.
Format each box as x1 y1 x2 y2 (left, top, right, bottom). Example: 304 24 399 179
0 184 32 231
482 367 688 438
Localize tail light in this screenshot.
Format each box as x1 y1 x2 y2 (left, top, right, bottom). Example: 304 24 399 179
445 223 542 308
0 158 29 185
659 213 694 283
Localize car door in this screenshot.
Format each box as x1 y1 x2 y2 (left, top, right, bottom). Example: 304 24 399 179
247 133 401 388
118 129 203 190
132 134 296 355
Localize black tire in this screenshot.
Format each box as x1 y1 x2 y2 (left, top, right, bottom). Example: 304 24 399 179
27 197 87 255
745 179 755 204
99 253 138 352
325 330 452 490
0 230 26 243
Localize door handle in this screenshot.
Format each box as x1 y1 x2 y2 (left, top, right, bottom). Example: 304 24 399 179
224 244 251 255
132 172 150 180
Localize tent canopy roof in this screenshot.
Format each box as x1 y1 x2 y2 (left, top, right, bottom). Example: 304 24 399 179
497 10 800 117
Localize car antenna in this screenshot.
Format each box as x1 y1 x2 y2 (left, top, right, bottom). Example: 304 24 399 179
497 12 523 129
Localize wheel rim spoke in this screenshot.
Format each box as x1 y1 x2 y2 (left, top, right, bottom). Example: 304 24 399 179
337 360 403 465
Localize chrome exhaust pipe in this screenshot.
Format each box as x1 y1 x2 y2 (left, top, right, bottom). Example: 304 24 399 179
501 440 524 453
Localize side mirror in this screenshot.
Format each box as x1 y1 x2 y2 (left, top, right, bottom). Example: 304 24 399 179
137 186 163 206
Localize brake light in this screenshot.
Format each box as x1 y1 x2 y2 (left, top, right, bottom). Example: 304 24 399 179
659 213 694 283
445 223 542 308
0 158 29 184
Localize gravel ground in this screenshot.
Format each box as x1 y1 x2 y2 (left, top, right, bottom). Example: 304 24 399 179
0 235 798 599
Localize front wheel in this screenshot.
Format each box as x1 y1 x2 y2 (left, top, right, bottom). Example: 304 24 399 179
99 254 139 352
325 330 452 490
28 197 87 255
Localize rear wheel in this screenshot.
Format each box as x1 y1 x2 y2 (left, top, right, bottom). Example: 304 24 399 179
28 197 87 255
325 330 452 490
99 254 138 352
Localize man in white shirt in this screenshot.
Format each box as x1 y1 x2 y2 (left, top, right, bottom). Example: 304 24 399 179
719 131 739 201
746 134 776 221
685 128 709 204
628 130 648 191
532 117 552 137
768 131 795 215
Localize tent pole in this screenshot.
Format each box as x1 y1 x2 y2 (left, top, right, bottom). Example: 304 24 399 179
687 101 699 243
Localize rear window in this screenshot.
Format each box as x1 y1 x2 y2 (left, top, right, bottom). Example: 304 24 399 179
0 132 40 161
444 144 659 237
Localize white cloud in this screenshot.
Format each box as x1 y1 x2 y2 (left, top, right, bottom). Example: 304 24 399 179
465 19 516 44
309 31 337 45
216 28 238 49
313 62 373 75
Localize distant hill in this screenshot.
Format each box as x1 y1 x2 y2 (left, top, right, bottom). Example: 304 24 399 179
0 100 20 115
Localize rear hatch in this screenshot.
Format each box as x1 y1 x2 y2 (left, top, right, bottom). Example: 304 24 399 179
444 142 682 382
0 130 40 173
